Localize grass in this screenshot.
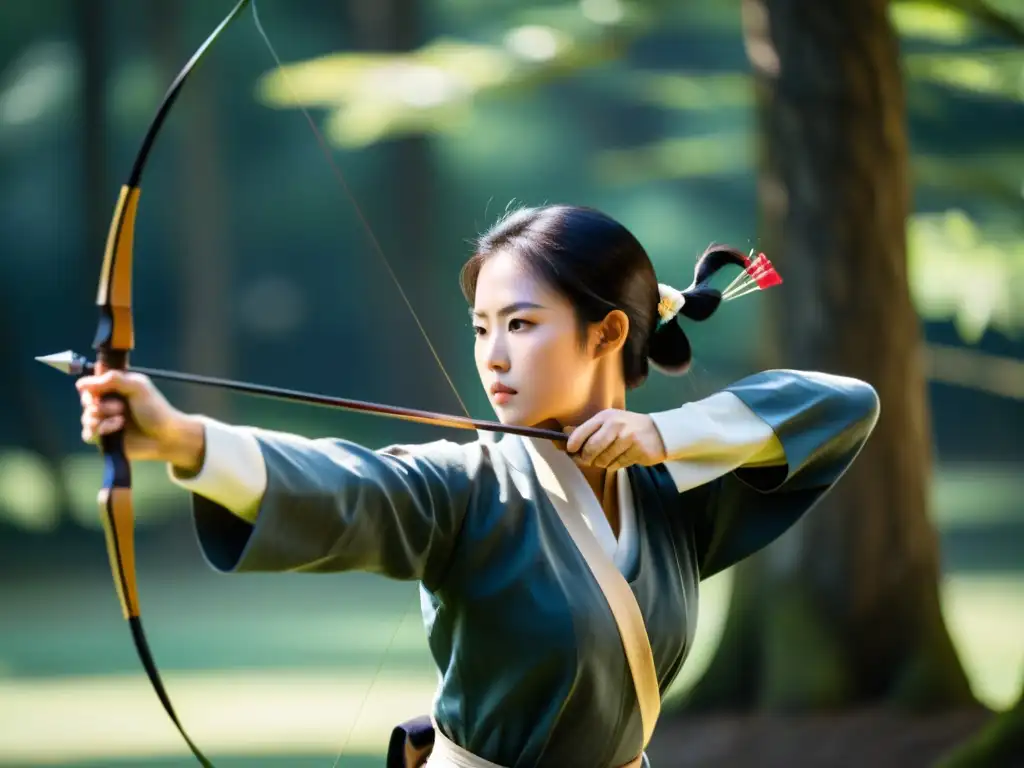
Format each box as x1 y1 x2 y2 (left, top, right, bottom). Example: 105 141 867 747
0 458 1020 766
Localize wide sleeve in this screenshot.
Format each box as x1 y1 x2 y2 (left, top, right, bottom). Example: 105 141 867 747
169 418 479 588
658 369 880 580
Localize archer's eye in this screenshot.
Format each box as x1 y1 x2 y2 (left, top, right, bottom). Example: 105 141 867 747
508 318 533 332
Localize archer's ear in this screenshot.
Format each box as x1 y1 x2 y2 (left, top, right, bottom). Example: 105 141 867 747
593 309 629 359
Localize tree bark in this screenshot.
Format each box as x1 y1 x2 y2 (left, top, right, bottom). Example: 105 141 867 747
681 0 975 712
153 1 234 416
345 0 454 412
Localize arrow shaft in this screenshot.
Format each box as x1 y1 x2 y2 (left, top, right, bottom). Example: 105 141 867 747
79 360 569 442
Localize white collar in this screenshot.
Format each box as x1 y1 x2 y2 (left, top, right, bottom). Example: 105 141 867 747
520 437 638 572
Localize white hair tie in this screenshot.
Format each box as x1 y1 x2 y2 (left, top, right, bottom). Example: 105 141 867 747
656 283 685 327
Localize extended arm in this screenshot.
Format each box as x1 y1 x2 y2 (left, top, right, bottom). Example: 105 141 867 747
168 418 477 587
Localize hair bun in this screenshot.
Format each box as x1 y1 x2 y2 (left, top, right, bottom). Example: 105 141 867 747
647 244 749 376
647 316 693 375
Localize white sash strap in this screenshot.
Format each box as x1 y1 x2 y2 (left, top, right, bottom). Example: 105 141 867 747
426 719 644 768
426 718 504 768
522 438 661 752
550 491 661 750
421 437 660 768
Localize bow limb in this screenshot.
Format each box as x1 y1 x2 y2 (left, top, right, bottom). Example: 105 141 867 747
91 2 251 765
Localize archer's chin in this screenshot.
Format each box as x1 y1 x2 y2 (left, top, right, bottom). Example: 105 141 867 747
490 403 533 428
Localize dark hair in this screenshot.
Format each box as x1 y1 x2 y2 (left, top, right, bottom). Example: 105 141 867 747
459 204 748 388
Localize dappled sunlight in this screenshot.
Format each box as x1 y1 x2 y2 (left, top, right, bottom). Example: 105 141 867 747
663 571 733 704
0 670 437 765
619 71 753 112
906 49 1024 102
890 2 975 43
256 41 509 146
0 570 1019 765
1 0 1021 765
58 454 183 529
942 574 1024 710
908 210 1024 342
0 450 59 532
253 2 653 147
593 133 753 185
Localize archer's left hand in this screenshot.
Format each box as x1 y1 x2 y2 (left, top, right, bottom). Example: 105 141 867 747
564 409 667 472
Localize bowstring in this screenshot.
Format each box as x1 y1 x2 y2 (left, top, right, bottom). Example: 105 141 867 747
250 3 471 420
249 4 471 765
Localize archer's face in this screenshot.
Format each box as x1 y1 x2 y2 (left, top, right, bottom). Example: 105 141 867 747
472 251 600 430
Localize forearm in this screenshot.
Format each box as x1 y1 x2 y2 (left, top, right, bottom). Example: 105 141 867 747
164 414 208 476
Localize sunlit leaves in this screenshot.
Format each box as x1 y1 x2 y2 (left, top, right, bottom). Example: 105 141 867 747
256 40 506 147
905 48 1024 101
593 131 752 184
255 1 651 148
890 1 976 43
908 209 1024 341
253 0 1024 345
620 71 753 111
913 152 1024 207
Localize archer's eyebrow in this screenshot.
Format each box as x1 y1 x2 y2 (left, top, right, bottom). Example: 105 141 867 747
470 301 546 319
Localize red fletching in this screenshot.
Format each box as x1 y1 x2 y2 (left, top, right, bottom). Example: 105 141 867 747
722 251 783 301
755 270 782 289
745 254 781 287
745 253 767 273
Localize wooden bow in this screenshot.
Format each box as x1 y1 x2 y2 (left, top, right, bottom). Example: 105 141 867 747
39 3 568 764
86 2 252 765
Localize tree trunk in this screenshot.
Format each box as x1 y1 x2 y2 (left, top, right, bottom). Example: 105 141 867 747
937 673 1024 767
79 0 109 281
345 0 453 412
681 0 975 712
153 1 234 416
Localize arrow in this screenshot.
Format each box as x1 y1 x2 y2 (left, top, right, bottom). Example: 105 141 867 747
36 350 569 442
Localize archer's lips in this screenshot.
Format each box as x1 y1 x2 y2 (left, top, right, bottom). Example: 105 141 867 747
490 382 517 405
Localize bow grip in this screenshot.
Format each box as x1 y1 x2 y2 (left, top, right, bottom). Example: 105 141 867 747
94 349 139 620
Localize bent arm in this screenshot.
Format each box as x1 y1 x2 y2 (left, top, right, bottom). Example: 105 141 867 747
649 389 787 493
167 418 476 586
652 370 880 579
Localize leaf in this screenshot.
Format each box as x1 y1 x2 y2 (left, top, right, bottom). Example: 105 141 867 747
890 1 978 43
254 2 654 148
908 209 1024 340
616 70 753 111
593 132 753 185
905 48 1024 102
913 153 1024 207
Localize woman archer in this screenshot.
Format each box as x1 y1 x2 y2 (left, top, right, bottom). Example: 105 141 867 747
77 204 879 768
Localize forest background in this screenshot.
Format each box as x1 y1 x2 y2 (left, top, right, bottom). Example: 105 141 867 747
1 0 1022 765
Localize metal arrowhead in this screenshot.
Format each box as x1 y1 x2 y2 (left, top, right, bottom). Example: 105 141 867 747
35 350 87 376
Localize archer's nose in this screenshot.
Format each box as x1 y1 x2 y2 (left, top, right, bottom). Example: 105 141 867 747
485 338 510 373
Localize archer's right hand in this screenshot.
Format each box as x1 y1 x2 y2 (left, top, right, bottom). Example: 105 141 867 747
77 370 204 471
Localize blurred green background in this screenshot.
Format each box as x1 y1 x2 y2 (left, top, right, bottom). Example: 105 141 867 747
1 0 1022 766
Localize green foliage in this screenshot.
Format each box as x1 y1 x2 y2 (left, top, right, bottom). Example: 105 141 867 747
246 0 1024 347
891 1 979 42
907 48 1024 102
255 1 652 148
909 210 1024 342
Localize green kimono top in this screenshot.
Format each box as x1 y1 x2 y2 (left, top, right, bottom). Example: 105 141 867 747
173 369 879 767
